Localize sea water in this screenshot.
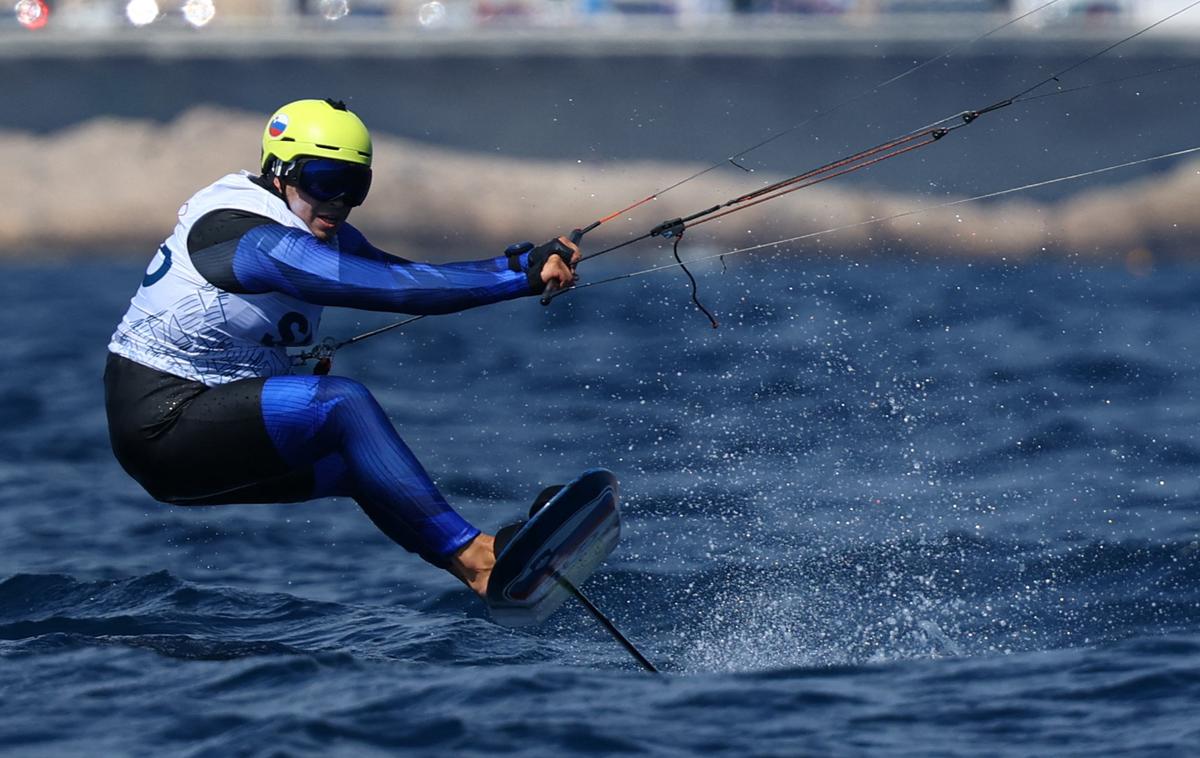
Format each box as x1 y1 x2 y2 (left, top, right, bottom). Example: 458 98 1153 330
1 256 1197 756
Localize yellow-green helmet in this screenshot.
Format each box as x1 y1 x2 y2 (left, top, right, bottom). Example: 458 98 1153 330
261 98 372 172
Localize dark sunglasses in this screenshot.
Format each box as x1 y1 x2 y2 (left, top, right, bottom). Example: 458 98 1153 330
289 158 372 207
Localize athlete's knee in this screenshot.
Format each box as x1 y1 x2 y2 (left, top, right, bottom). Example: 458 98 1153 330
314 376 390 437
316 375 377 412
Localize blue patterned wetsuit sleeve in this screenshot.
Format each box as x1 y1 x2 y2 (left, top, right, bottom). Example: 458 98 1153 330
230 222 532 314
337 223 517 275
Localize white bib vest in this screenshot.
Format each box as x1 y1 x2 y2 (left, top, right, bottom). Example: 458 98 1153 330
108 172 330 386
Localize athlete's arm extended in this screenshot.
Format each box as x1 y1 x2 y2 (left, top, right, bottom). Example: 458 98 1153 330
189 212 536 314
337 223 515 275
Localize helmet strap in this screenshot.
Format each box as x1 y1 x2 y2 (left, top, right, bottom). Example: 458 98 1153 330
256 159 289 200
263 156 296 179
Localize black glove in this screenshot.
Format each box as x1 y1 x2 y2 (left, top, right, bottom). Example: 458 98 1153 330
523 238 576 294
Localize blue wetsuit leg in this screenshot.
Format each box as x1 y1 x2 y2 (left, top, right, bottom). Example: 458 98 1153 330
260 375 479 567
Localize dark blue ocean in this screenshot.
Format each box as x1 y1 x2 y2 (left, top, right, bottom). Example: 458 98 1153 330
2 255 1198 757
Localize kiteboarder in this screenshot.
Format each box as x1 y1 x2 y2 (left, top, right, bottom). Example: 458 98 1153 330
103 98 579 598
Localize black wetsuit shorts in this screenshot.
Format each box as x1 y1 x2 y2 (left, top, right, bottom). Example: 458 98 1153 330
103 353 313 504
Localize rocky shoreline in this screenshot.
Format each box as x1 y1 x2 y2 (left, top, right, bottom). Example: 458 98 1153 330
4 107 1196 263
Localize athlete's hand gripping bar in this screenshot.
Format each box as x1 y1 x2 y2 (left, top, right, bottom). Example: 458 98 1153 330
541 228 586 306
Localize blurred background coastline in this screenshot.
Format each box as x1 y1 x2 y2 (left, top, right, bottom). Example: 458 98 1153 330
3 0 1198 263
7 0 1200 36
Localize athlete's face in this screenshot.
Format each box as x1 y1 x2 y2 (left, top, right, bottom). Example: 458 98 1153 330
277 179 351 242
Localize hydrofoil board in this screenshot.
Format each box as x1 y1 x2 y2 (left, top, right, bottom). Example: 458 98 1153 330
486 468 620 627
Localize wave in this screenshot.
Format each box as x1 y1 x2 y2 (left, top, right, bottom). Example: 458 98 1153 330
0 570 590 671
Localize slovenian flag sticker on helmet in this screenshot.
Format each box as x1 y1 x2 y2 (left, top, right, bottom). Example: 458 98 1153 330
268 114 289 137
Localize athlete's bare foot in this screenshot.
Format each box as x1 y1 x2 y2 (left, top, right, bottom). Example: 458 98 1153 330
448 533 495 598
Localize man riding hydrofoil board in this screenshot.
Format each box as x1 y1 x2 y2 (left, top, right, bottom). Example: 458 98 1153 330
104 98 580 597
